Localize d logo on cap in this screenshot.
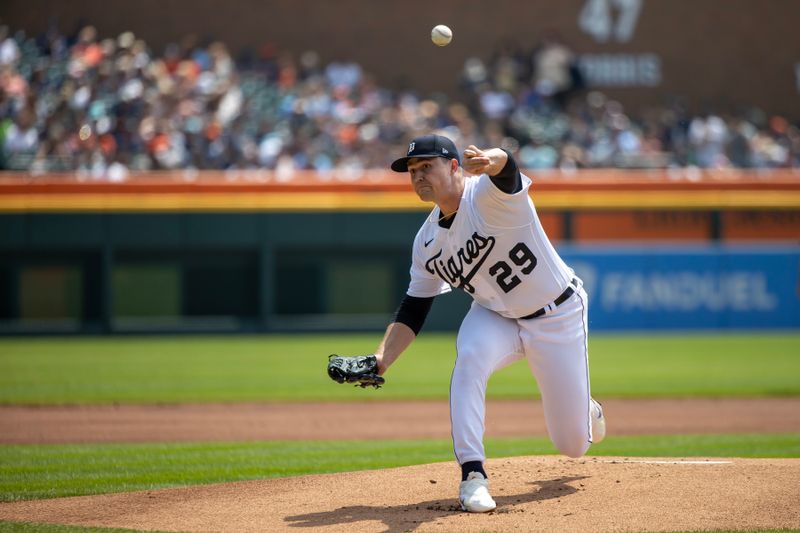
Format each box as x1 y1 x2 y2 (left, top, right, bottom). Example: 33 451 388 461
390 134 460 173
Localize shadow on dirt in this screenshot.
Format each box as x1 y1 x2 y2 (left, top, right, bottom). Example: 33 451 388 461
285 475 588 533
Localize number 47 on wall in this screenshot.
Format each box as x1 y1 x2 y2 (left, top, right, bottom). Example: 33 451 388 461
579 0 643 43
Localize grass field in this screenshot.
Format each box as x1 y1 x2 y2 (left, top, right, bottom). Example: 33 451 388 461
1 333 799 404
1 434 799 502
1 333 799 533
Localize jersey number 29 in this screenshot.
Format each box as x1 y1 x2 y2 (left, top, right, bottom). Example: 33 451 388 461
488 242 537 293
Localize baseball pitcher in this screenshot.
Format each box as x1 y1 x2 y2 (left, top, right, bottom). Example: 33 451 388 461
328 133 605 512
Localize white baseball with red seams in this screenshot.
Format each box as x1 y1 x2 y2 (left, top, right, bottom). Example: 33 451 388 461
406 172 601 464
431 24 453 46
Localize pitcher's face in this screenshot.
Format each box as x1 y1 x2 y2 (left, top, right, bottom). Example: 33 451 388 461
407 157 457 202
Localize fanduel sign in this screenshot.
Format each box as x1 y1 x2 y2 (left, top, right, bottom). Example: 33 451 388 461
560 246 800 330
601 272 778 312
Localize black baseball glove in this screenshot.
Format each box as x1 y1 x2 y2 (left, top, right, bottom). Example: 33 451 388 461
327 354 385 389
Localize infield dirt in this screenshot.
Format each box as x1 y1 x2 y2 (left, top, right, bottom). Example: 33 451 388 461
2 398 799 532
2 397 799 443
1 456 798 532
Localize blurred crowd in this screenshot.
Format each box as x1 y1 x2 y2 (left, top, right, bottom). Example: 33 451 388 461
1 24 798 180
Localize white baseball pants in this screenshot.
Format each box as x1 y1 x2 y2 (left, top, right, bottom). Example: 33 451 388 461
450 285 594 464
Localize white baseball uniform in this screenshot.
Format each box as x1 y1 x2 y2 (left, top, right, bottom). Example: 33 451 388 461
406 172 597 463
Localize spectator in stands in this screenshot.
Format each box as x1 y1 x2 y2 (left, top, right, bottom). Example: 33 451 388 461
3 107 38 165
0 23 797 177
531 32 581 110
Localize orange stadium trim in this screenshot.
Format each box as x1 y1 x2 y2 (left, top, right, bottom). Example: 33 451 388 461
1 170 799 212
1 190 799 212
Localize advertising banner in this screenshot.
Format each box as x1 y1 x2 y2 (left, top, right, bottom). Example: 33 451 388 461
561 245 800 330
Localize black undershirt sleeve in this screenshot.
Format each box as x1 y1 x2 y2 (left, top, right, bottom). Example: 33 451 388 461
392 294 435 335
488 148 522 194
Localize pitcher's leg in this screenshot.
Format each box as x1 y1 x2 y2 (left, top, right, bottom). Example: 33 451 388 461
452 303 523 465
522 287 595 458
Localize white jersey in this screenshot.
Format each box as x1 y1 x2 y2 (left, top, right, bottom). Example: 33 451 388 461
407 173 575 318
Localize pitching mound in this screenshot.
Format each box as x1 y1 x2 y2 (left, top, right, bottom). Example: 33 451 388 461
1 456 798 532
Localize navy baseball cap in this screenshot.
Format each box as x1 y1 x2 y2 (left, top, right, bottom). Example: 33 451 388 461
390 134 461 172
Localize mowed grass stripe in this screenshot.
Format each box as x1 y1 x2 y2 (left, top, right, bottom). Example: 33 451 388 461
1 333 799 404
1 434 798 502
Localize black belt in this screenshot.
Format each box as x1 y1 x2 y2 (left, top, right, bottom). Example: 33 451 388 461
519 279 579 320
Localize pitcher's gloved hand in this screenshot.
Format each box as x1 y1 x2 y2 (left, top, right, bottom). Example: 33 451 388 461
327 354 385 389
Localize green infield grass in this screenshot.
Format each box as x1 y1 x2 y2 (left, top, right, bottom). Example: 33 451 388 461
0 333 798 404
1 433 798 502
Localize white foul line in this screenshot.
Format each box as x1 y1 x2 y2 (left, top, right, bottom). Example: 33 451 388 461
601 460 733 465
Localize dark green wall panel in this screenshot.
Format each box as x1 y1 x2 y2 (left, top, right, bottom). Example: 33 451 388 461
0 212 468 333
28 215 107 247
265 213 353 245
0 212 432 248
340 212 428 247
109 215 182 246
183 214 259 246
0 215 26 247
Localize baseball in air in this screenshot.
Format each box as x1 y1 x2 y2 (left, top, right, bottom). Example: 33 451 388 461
431 24 453 46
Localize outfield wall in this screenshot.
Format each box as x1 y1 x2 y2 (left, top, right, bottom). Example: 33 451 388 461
1 171 798 333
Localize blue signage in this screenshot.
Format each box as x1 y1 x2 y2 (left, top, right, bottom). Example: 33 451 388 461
559 245 800 330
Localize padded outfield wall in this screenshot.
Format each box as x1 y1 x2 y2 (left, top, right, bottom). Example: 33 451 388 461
0 170 798 334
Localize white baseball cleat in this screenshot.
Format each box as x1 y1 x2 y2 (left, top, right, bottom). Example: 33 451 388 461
459 471 497 512
591 398 606 444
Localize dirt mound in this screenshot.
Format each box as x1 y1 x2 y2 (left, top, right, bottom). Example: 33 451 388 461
1 456 799 532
